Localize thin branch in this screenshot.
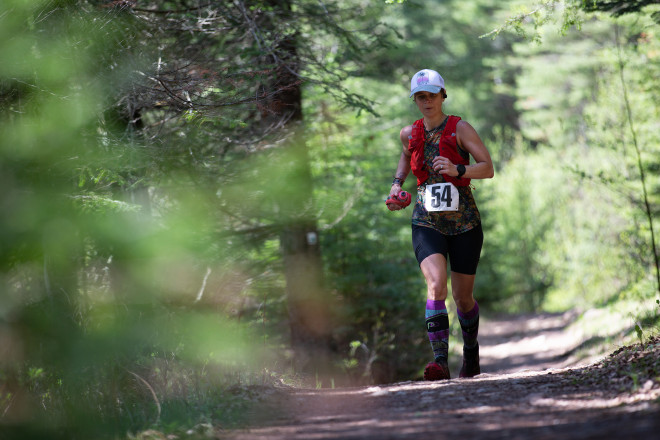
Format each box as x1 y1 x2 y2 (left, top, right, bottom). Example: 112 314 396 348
614 23 660 294
131 3 213 14
480 0 561 39
127 370 161 425
195 266 212 302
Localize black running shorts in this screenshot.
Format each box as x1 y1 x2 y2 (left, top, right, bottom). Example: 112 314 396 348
412 224 484 275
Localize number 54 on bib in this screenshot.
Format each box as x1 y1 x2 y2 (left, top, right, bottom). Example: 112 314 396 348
424 182 459 212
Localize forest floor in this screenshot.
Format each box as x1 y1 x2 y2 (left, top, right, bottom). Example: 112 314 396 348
222 311 660 440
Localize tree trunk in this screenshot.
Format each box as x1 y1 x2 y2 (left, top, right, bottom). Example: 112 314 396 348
281 217 332 373
259 1 333 373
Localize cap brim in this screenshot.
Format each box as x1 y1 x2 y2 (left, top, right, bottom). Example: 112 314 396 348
410 85 442 98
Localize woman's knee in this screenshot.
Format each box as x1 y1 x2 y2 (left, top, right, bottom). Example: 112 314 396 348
453 295 475 313
426 276 448 299
420 254 448 299
451 275 476 312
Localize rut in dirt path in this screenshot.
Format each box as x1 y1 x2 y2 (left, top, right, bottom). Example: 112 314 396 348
478 310 601 374
224 311 660 440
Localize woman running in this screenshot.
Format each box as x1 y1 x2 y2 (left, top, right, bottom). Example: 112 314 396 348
387 69 494 380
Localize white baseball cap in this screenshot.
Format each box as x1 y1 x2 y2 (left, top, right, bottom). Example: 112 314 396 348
409 69 445 97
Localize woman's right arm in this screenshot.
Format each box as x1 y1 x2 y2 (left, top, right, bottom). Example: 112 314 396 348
387 126 413 211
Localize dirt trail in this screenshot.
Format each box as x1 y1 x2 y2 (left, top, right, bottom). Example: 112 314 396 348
225 312 660 440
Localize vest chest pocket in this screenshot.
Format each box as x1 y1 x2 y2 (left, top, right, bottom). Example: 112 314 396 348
424 182 459 212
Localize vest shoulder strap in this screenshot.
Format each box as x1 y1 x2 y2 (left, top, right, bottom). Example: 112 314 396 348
443 115 461 136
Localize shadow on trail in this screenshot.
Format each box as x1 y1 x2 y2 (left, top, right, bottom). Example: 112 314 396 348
478 334 611 374
228 367 660 440
476 311 610 375
225 311 659 440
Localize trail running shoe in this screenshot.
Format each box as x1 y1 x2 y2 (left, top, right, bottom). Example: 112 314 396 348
459 344 480 378
424 361 451 381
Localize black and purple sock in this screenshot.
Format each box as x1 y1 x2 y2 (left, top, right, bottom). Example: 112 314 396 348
425 299 449 365
457 300 479 349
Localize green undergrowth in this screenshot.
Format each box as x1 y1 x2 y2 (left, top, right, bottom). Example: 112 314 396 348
565 295 660 362
0 360 287 440
125 382 288 440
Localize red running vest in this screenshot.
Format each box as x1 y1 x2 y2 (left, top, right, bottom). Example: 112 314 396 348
408 115 471 187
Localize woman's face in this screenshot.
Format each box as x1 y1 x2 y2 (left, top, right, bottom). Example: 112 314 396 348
413 91 444 118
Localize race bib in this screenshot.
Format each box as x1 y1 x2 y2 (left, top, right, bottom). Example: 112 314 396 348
425 182 459 212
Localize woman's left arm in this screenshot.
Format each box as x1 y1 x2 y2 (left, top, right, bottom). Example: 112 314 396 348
455 120 494 179
433 120 494 179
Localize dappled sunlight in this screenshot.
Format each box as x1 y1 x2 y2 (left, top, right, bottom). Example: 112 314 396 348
529 387 660 410
228 364 660 439
227 319 660 439
478 312 613 373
